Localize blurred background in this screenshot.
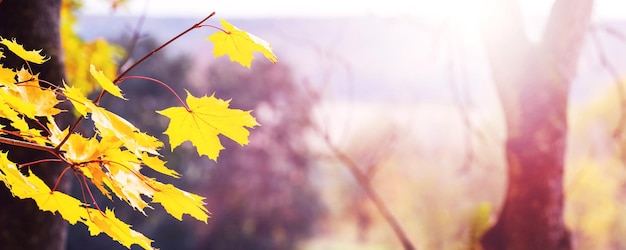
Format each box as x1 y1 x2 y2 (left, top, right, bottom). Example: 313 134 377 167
62 0 626 249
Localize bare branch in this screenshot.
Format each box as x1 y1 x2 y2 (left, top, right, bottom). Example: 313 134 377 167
589 28 626 139
318 128 416 250
116 14 147 75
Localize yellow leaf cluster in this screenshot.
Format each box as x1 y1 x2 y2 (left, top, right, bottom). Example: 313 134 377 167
0 39 210 249
0 54 61 142
0 152 152 249
0 10 276 249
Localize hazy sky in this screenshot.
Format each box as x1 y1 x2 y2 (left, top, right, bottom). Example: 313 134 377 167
82 0 626 20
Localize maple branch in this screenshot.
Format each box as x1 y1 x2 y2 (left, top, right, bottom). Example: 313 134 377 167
113 12 216 84
55 117 82 151
57 12 216 150
0 136 61 156
33 118 51 136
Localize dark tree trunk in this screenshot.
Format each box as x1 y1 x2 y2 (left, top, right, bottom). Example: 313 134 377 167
481 53 572 249
0 1 68 249
478 0 593 249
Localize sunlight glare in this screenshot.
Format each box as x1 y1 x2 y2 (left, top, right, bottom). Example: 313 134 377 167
409 0 481 23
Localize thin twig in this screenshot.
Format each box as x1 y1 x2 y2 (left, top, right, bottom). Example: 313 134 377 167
116 14 147 76
590 28 626 138
319 129 416 250
112 12 216 84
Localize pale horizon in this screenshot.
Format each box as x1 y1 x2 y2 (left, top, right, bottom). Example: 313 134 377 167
82 0 626 20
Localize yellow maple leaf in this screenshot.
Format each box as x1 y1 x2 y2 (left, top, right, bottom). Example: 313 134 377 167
156 90 259 160
0 152 154 249
32 191 89 225
206 19 277 68
141 152 180 178
103 153 155 212
0 152 40 199
89 64 125 99
63 83 91 116
151 182 209 222
0 103 27 132
85 208 153 249
61 84 163 155
0 65 17 88
14 69 62 117
61 133 101 163
0 152 86 225
0 87 38 119
88 103 163 156
0 38 49 64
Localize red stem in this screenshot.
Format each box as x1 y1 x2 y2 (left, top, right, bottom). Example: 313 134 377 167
112 12 215 85
73 169 89 206
0 135 61 157
19 158 64 169
197 24 230 34
117 76 190 111
51 165 72 193
82 172 104 214
55 117 82 151
33 119 51 136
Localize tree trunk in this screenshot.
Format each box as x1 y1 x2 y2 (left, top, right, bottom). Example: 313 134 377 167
478 0 593 249
0 1 68 249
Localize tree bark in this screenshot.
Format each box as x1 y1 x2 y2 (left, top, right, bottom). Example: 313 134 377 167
0 1 68 249
478 0 593 249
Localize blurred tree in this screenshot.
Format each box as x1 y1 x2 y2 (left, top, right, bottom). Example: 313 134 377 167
0 1 70 249
478 0 593 249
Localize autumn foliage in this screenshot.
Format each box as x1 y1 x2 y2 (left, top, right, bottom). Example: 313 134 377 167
0 14 275 249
